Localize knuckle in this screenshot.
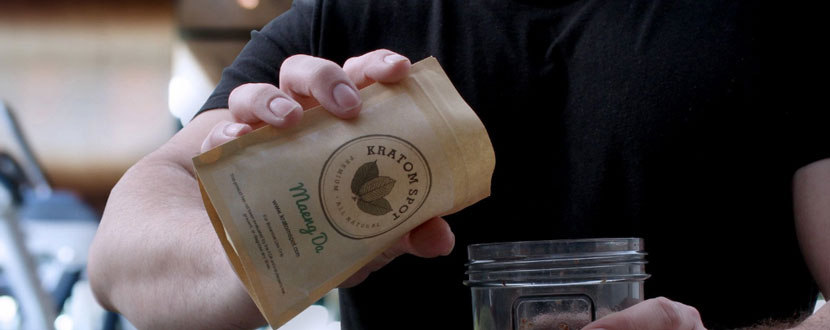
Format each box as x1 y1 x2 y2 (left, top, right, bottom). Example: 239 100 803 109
343 56 360 69
282 55 346 93
281 54 310 69
654 296 672 305
203 122 229 150
687 305 702 320
367 49 397 65
232 82 267 94
308 60 344 84
251 86 278 103
345 49 394 69
230 83 277 105
228 84 250 102
653 297 681 328
371 48 393 56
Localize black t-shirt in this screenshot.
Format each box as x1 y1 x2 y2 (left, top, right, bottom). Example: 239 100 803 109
200 1 828 329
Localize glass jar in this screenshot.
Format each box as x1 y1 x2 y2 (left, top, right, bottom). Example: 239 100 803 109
464 238 650 330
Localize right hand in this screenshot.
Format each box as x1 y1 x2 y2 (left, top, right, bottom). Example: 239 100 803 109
201 50 457 288
582 297 706 330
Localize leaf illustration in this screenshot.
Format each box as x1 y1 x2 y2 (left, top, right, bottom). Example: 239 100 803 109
357 198 393 216
358 176 396 202
351 161 379 195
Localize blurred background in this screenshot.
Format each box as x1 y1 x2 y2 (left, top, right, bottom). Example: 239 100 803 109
0 0 338 329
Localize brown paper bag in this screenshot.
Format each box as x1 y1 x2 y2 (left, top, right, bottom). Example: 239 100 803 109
193 57 495 328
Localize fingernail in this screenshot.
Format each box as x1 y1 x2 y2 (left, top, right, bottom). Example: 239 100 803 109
383 54 408 64
332 83 361 110
223 123 247 137
269 97 299 119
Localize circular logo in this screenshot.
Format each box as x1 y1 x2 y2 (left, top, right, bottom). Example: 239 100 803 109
319 135 432 239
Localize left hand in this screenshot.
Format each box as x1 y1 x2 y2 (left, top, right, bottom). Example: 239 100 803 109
582 297 706 330
199 50 456 289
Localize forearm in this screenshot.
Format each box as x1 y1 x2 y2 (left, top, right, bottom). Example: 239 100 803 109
88 110 265 329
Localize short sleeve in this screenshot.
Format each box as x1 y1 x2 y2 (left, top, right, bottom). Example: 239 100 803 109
197 1 317 114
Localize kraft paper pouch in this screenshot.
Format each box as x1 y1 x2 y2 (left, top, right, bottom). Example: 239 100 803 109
193 57 495 328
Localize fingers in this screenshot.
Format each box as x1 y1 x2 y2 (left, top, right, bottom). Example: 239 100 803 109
280 55 362 118
201 121 252 152
278 50 411 118
406 217 455 258
228 50 410 128
338 217 454 288
381 217 453 261
228 83 303 128
343 49 411 89
582 297 706 330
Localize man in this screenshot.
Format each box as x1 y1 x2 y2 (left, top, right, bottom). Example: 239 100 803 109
88 1 829 329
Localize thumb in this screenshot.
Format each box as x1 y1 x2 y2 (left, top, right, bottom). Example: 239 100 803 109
337 217 454 288
406 216 455 258
201 121 252 152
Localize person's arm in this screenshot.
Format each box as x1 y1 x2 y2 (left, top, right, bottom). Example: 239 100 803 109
87 50 455 329
88 109 266 329
790 158 830 330
580 158 830 330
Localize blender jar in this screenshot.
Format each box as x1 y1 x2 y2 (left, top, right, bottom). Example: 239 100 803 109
464 238 650 330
